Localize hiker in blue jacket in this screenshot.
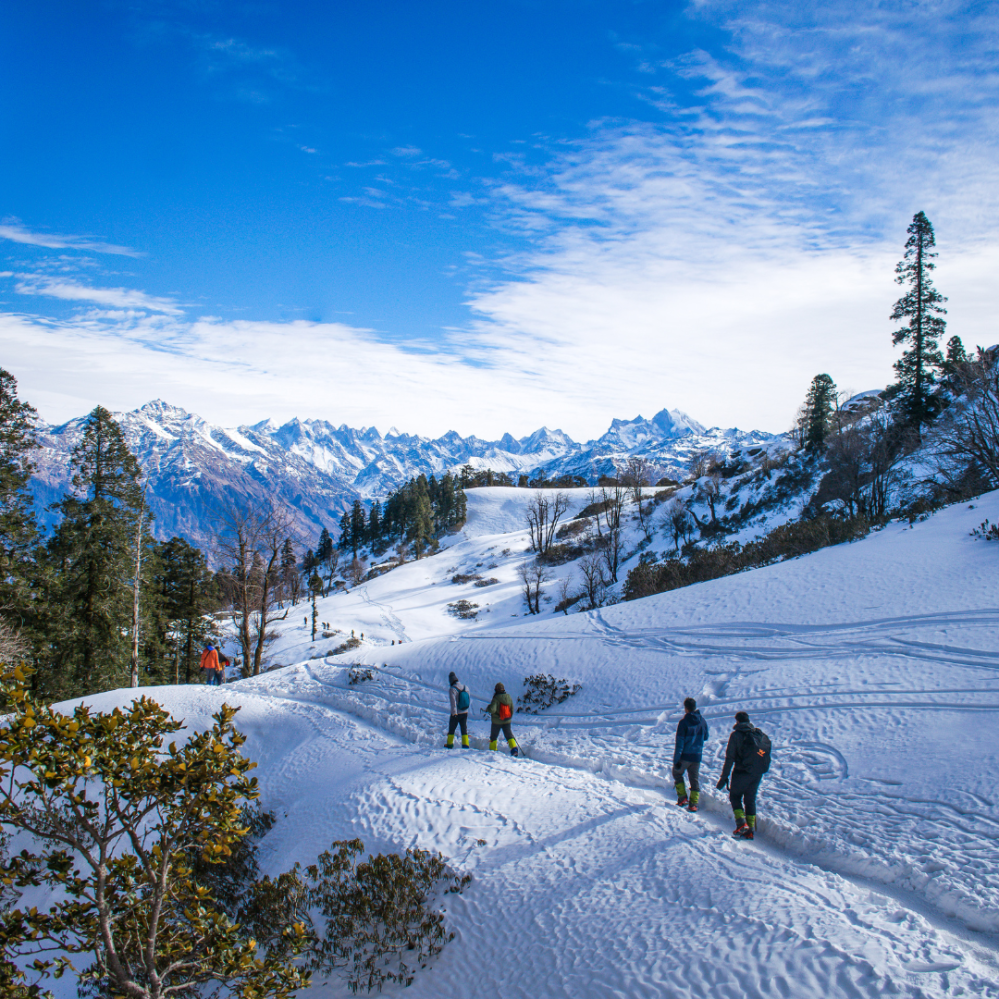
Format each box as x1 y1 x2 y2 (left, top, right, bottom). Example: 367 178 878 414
446 671 471 748
673 697 709 811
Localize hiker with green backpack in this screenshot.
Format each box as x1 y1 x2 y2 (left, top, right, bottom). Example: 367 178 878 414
716 711 772 840
446 671 471 748
482 682 519 757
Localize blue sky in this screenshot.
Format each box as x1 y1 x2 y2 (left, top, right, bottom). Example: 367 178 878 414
2 0 997 439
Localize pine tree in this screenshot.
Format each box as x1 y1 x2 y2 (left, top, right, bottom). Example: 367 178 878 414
336 511 352 553
0 369 40 629
367 501 381 541
350 500 366 557
890 211 948 434
45 406 146 697
803 374 837 451
149 537 217 683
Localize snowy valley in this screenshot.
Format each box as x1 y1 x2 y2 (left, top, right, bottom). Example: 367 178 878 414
46 485 999 998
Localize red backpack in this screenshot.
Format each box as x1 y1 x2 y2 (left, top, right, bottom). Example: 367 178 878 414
498 702 512 722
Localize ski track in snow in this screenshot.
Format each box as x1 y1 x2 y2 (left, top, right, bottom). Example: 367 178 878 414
35 491 999 997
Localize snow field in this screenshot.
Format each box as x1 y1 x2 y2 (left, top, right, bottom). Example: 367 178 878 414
34 489 999 997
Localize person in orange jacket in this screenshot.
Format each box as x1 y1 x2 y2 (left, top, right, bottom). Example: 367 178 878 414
200 643 220 685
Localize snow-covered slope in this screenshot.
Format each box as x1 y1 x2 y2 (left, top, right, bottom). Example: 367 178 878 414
39 490 999 997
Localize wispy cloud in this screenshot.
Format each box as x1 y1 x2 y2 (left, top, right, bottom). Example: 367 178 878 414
0 221 142 258
13 276 183 315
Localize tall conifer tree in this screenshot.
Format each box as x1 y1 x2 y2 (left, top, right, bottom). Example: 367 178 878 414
45 407 146 696
0 369 40 626
890 211 947 434
804 374 837 451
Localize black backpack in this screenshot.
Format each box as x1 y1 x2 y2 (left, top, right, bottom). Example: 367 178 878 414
745 727 772 775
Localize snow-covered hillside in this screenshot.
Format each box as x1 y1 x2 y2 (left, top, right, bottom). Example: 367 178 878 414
45 489 999 997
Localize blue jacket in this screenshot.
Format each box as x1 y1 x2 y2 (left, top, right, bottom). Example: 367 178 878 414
674 710 709 765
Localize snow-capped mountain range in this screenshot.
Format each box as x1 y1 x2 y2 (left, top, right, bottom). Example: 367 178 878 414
30 400 779 550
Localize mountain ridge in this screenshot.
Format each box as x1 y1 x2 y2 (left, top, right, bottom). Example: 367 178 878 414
30 400 779 551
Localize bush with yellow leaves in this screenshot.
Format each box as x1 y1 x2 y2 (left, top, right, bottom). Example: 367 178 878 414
0 666 310 999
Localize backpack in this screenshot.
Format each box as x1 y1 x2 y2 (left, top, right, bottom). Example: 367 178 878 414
498 702 512 722
456 688 470 712
746 727 772 774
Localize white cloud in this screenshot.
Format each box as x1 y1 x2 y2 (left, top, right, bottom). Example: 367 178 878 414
0 222 142 257
13 277 183 315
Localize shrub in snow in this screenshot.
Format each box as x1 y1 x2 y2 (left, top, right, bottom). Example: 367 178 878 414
304 840 471 994
473 576 500 587
451 572 482 584
333 636 363 655
447 600 479 620
624 514 870 602
348 667 374 685
517 673 582 714
0 666 471 999
971 518 999 541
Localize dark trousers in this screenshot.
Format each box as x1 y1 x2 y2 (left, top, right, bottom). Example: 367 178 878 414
448 713 468 737
672 759 701 793
489 722 515 743
729 776 761 817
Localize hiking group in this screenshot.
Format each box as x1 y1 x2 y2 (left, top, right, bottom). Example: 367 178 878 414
446 672 519 757
673 697 772 840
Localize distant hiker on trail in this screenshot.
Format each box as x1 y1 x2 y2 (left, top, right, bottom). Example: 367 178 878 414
673 697 709 812
482 682 519 757
217 654 230 685
446 671 471 748
717 711 772 840
200 644 220 686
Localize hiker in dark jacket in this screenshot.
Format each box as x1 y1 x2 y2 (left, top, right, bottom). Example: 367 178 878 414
717 711 767 840
446 671 471 748
673 697 709 811
482 682 519 756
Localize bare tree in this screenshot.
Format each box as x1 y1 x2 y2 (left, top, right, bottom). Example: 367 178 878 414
348 556 367 587
823 404 912 522
517 561 551 615
525 491 570 556
932 350 999 487
599 484 624 534
578 552 605 609
129 499 145 688
556 571 574 615
602 526 625 583
664 498 694 551
214 501 293 676
321 546 341 595
697 474 722 526
623 457 654 541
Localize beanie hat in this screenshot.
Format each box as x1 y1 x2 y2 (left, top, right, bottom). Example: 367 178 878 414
448 672 458 684
735 711 750 723
494 682 505 694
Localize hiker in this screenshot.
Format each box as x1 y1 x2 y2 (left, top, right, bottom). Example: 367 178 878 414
673 696 709 812
217 654 230 685
716 711 771 840
200 643 220 686
482 682 519 756
446 671 471 748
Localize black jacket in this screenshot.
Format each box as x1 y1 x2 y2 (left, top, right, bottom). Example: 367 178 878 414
720 722 764 782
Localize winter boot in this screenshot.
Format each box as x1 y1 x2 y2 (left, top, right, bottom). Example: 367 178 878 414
687 790 700 812
735 825 754 840
461 734 470 748
675 780 688 808
489 740 498 751
446 734 455 748
508 738 519 757
732 808 747 836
